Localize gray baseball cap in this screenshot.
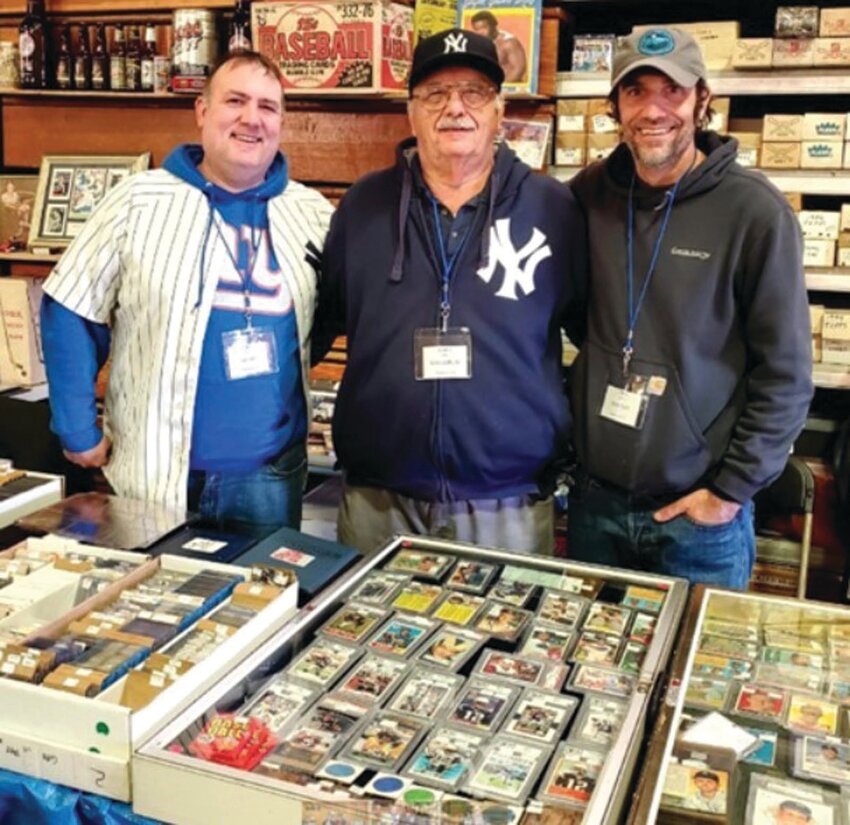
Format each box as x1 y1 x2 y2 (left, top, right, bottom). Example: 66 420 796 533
610 28 707 91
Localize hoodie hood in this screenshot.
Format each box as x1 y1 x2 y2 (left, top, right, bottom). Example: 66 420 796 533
162 143 289 202
388 136 531 282
603 131 738 208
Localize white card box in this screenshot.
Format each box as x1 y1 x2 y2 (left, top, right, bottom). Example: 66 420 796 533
0 470 63 529
0 552 298 800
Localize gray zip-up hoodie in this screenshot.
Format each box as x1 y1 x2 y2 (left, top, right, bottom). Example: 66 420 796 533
569 132 813 503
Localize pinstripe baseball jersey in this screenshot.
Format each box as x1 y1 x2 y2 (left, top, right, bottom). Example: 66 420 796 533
43 167 333 511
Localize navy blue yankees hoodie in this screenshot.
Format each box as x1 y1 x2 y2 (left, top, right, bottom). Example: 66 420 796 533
318 138 588 502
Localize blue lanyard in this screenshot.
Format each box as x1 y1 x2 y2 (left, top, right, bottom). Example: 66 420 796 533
211 211 263 328
430 195 475 333
623 153 695 376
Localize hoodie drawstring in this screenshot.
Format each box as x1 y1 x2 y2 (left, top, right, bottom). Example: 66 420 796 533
389 164 412 283
478 170 498 270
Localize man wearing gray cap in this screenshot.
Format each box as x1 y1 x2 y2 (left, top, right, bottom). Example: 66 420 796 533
317 28 587 554
567 28 812 587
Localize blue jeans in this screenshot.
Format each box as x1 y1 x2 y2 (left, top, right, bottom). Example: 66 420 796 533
567 479 755 589
187 442 307 535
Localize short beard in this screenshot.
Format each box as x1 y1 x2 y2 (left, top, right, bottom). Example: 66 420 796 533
626 119 695 171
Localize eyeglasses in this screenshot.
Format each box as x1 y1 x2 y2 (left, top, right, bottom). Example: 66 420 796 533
411 83 498 111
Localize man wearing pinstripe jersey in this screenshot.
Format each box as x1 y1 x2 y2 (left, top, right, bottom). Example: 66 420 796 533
40 52 333 530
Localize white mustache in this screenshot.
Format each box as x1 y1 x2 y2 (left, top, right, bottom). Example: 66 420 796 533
437 118 476 130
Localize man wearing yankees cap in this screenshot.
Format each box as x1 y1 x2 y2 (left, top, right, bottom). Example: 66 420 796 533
317 28 587 554
567 27 812 587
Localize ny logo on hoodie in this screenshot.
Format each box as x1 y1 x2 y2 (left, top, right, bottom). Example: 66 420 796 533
477 218 552 300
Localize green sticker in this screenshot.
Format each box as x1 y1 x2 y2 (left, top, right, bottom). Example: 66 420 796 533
88 746 100 754
95 722 110 735
403 788 435 807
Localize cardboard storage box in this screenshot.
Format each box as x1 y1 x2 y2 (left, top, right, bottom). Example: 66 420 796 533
763 114 804 142
729 131 761 167
761 141 801 168
804 239 836 266
784 191 804 211
819 7 850 37
773 37 815 66
801 141 844 168
556 99 588 133
823 310 850 364
732 38 774 68
555 132 585 166
0 470 63 529
844 141 850 168
813 37 850 65
802 113 846 142
799 210 841 239
587 132 619 161
841 204 850 232
252 0 413 92
0 277 46 387
0 549 298 800
810 304 825 334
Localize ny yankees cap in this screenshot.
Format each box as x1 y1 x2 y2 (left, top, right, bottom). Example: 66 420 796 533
408 28 504 92
610 27 707 91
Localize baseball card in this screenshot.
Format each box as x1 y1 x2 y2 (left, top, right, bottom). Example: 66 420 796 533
384 548 455 579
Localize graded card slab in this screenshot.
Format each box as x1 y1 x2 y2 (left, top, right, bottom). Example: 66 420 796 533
503 688 578 745
584 602 632 636
350 572 409 606
299 693 371 740
569 664 636 698
761 646 825 670
447 678 519 733
629 612 657 645
417 626 484 671
786 695 839 736
391 581 444 614
474 602 532 641
287 639 362 687
828 639 850 670
368 614 436 658
699 634 760 660
405 726 487 790
660 761 729 816
538 742 606 807
569 696 628 749
693 653 754 681
319 602 387 644
572 631 621 667
241 679 316 734
763 626 826 654
464 737 549 803
684 677 731 711
746 774 840 825
826 673 850 705
539 661 570 692
618 640 647 675
756 661 824 694
337 654 408 705
344 711 427 770
489 576 536 607
267 727 337 772
734 683 788 722
794 736 850 785
621 585 666 613
432 590 486 626
702 619 759 643
388 668 463 719
519 623 573 662
446 560 497 594
475 650 546 687
385 549 455 580
536 590 588 631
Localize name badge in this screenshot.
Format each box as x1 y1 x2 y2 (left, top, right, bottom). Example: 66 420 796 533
414 327 473 381
222 328 279 381
600 382 648 429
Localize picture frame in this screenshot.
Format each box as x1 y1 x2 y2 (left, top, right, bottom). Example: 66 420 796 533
0 174 38 252
29 153 150 250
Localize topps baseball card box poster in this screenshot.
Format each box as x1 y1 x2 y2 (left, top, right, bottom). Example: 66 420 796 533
252 0 413 92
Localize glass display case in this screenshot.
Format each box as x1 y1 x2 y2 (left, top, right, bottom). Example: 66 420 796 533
133 535 689 824
638 588 850 825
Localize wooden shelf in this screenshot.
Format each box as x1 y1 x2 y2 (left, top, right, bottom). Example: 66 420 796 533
0 251 61 263
556 68 850 98
806 268 850 292
813 363 850 388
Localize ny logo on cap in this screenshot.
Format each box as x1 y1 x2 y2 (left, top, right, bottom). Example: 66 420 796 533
443 32 468 53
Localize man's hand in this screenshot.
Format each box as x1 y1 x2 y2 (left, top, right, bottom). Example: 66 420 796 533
64 436 111 468
653 488 741 526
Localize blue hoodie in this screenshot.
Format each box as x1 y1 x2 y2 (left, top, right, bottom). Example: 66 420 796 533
42 144 305 472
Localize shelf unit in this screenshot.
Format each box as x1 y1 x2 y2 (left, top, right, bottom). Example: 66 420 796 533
813 363 850 389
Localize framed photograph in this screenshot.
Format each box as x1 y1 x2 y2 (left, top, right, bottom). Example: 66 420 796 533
446 559 498 594
416 626 485 671
30 153 150 249
0 175 38 251
405 726 487 790
464 736 550 803
538 742 606 807
431 590 486 626
793 736 850 785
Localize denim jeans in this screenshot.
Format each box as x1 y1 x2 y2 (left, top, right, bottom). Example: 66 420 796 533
567 479 755 590
187 442 307 535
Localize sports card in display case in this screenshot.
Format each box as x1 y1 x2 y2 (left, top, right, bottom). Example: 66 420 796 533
133 535 688 825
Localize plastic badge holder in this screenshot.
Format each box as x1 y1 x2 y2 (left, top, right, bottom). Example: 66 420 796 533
383 548 456 581
317 602 389 645
535 589 590 633
286 638 364 689
502 688 579 746
404 725 489 791
342 709 429 772
415 625 486 671
537 741 607 809
463 735 552 805
445 677 521 734
387 667 464 719
335 653 410 706
568 695 629 750
367 613 438 659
